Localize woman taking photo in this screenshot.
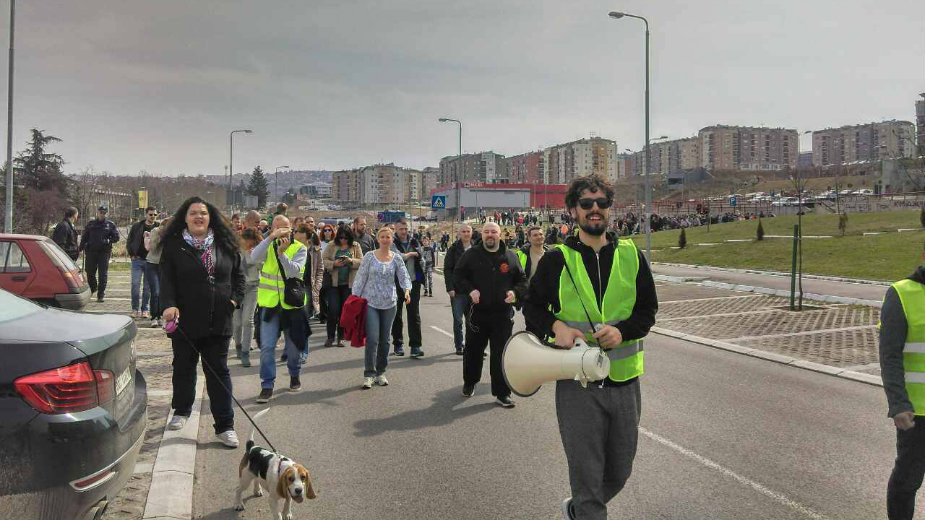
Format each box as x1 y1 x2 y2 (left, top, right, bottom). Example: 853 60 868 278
352 227 411 389
317 223 336 324
159 197 245 448
322 227 362 347
232 228 261 367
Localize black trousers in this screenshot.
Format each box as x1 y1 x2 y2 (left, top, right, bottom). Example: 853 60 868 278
170 334 234 434
392 280 422 350
463 309 513 397
84 248 111 297
888 415 925 519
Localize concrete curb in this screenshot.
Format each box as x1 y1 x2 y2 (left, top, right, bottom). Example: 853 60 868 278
652 261 892 287
652 274 883 308
651 326 883 387
142 379 205 520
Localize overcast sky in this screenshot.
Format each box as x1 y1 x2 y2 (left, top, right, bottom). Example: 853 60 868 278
4 0 924 176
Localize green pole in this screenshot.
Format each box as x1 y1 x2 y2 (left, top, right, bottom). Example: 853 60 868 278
790 224 798 310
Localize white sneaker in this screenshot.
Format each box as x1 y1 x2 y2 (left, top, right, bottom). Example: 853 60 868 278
131 310 141 318
217 430 239 448
150 318 160 328
375 375 389 386
362 377 374 389
561 497 574 519
166 415 188 431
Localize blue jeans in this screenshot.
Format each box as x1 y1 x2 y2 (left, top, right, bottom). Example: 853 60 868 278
145 262 161 319
258 307 305 389
130 258 150 311
451 294 470 351
365 306 397 377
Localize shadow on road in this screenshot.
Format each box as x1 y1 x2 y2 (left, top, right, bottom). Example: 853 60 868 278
352 386 495 437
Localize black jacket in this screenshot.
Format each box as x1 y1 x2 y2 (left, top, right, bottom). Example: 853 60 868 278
453 241 527 314
51 220 79 260
127 221 158 260
79 218 120 252
159 234 245 340
392 236 424 282
879 266 925 417
443 239 472 292
524 232 658 343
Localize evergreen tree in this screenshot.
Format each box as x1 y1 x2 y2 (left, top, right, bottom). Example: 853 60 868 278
16 129 67 193
246 166 269 209
756 219 765 241
678 228 687 249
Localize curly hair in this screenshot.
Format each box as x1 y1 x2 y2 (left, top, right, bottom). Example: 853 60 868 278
565 174 615 210
160 196 240 255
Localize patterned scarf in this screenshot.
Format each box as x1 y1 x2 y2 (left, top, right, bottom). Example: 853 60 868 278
182 228 215 277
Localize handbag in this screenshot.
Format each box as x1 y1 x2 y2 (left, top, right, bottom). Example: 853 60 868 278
274 240 305 308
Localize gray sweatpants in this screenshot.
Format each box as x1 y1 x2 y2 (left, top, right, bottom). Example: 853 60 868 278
556 378 641 520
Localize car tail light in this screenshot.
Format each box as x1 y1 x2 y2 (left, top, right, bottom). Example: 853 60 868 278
14 361 115 414
62 269 83 292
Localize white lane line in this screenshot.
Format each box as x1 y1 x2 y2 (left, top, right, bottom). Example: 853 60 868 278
430 326 454 338
639 427 827 520
726 325 878 342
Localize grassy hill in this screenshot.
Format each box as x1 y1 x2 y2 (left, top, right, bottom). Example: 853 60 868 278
632 210 924 281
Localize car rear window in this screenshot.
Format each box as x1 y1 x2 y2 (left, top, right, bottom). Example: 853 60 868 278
38 240 78 271
0 242 31 273
0 289 40 323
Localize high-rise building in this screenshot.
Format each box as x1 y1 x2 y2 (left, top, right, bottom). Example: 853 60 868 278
543 137 617 184
699 125 798 171
420 167 439 200
331 163 426 205
916 93 925 157
505 151 545 184
811 120 916 167
632 136 702 176
438 152 507 185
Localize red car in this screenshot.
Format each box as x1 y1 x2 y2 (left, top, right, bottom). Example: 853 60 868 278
0 234 91 310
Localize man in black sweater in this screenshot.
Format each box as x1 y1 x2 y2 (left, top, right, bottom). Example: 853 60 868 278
126 206 159 317
51 206 80 261
453 222 527 407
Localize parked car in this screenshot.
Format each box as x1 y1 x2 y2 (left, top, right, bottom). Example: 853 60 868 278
0 233 90 310
0 289 146 520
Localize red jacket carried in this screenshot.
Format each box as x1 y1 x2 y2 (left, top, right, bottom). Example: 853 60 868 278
340 295 368 347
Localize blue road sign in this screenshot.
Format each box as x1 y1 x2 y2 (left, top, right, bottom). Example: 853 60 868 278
729 196 737 207
431 195 446 209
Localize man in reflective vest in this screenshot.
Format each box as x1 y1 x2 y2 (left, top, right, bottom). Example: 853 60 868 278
251 215 308 404
525 174 658 520
515 225 548 284
880 256 925 519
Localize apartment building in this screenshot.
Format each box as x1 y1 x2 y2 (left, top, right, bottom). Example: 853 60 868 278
916 94 924 157
504 151 545 184
543 137 617 184
811 120 916 167
632 136 702 176
421 167 439 200
332 163 427 205
438 152 507 185
700 125 798 171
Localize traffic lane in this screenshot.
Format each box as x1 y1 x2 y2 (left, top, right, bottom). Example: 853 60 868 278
652 264 888 302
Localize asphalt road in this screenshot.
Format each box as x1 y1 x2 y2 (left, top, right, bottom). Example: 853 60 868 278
192 276 905 519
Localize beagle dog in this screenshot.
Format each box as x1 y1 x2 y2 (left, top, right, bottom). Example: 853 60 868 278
234 410 316 519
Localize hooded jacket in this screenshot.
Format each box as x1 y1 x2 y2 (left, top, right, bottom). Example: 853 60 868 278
880 266 925 418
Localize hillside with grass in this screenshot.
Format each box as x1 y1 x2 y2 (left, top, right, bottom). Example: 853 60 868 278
633 210 925 281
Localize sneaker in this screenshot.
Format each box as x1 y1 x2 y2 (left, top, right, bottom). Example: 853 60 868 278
362 377 374 389
289 377 301 391
391 348 405 357
375 375 389 386
336 337 345 347
410 349 424 358
462 383 475 397
496 395 515 408
141 311 150 319
166 414 188 431
455 348 464 356
241 357 252 368
561 498 575 520
256 388 272 404
150 318 160 328
217 430 239 448
280 353 288 362
97 296 104 303
131 310 141 318
324 338 335 348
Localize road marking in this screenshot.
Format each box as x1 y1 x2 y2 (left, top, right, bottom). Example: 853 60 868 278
725 325 878 342
639 427 828 519
430 326 454 338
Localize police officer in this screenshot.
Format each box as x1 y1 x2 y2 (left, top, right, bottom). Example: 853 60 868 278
453 222 527 408
524 174 657 520
79 206 120 302
880 249 925 519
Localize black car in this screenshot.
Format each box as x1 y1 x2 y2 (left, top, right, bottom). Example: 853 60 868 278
0 289 147 520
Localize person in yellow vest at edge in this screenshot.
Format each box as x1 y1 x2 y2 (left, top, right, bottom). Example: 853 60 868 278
880 246 925 519
251 215 308 404
524 174 658 520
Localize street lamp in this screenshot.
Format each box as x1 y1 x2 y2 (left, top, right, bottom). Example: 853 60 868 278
438 117 462 222
275 165 289 204
609 10 651 260
3 0 14 233
229 129 252 211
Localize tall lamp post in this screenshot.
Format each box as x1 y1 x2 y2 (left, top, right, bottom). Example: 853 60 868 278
275 165 289 204
3 0 14 233
438 117 462 222
229 129 252 211
609 10 651 259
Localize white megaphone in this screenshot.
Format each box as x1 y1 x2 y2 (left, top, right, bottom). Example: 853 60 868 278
502 331 610 397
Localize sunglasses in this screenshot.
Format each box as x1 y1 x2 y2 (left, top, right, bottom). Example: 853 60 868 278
577 197 612 210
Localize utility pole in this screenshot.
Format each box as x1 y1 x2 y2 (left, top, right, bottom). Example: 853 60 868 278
4 0 14 233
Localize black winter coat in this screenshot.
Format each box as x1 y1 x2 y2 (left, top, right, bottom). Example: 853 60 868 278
51 220 79 260
452 241 527 314
159 234 245 340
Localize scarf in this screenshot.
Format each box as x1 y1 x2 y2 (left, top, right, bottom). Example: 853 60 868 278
182 228 215 277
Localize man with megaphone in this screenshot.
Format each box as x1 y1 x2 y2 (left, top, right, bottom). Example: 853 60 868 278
524 174 658 520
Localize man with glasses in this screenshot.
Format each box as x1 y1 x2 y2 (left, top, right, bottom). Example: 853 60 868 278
127 206 160 318
524 174 658 520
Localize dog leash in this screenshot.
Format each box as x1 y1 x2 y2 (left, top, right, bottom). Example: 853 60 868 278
171 324 280 453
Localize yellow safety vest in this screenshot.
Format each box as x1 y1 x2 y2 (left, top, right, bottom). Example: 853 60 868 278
515 249 528 271
256 241 307 310
886 279 925 415
552 240 643 382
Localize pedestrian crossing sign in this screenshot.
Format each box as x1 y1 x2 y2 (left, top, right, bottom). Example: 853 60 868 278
431 195 446 209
